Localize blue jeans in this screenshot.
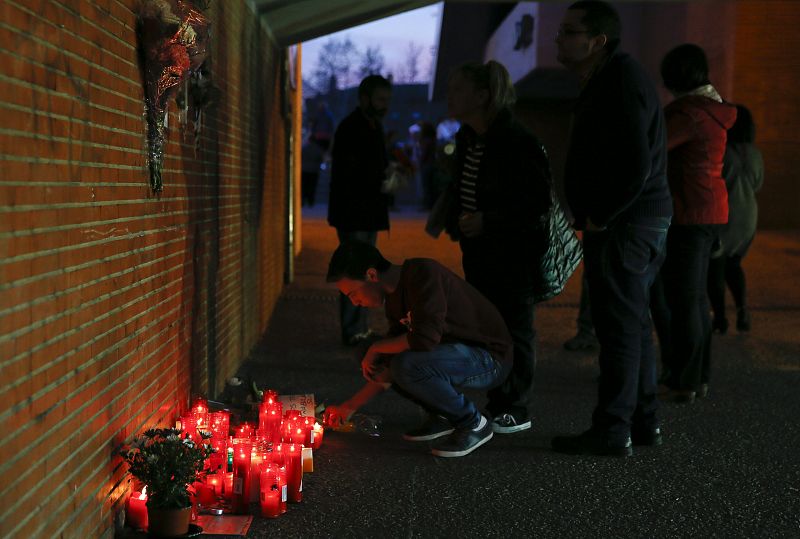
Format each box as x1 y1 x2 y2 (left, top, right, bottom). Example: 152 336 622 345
336 229 377 341
390 343 503 429
583 217 670 444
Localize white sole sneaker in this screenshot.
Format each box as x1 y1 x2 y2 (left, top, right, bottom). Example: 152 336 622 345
431 431 493 458
402 428 454 442
492 420 532 434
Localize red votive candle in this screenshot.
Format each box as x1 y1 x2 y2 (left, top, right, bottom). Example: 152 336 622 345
285 443 303 503
126 488 148 530
259 463 281 518
235 422 254 439
231 440 252 513
263 389 279 404
311 422 324 450
223 472 234 500
258 401 283 443
191 396 209 429
210 411 230 439
180 415 198 442
249 449 268 503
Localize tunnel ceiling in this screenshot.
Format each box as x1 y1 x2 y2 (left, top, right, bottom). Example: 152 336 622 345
253 0 438 46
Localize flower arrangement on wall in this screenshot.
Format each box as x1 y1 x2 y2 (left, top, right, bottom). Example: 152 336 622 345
137 0 211 192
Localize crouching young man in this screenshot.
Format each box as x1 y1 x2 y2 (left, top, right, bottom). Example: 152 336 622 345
323 241 513 458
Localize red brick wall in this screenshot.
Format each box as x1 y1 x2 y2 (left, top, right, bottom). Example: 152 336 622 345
733 1 800 229
0 1 290 537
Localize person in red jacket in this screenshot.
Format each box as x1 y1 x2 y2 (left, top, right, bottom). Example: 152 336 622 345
658 44 737 402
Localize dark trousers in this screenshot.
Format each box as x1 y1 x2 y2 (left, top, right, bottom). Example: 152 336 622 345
649 272 672 372
336 229 377 341
301 172 319 207
583 217 669 444
662 225 716 390
483 292 536 418
708 254 747 321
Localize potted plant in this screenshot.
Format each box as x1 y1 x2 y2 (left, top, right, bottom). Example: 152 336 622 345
121 427 212 537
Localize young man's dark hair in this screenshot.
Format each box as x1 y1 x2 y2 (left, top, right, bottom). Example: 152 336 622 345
569 0 621 49
358 74 392 99
727 104 756 144
326 241 392 282
660 43 710 94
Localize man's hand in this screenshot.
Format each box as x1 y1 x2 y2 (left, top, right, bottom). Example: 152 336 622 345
323 405 355 427
458 211 484 238
361 346 381 381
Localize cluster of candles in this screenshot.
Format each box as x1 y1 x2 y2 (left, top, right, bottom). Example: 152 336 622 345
126 391 325 525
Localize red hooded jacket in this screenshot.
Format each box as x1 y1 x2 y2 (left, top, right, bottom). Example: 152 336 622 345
665 95 737 224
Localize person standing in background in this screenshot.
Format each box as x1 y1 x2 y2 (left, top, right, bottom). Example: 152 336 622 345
708 104 763 334
328 75 393 346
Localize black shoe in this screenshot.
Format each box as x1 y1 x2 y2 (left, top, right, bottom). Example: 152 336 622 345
631 426 663 446
713 316 729 335
402 415 454 442
736 308 751 332
431 417 493 458
660 388 696 404
490 412 532 434
551 429 633 457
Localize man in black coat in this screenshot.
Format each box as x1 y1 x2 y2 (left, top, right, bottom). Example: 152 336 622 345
552 1 673 457
328 75 392 345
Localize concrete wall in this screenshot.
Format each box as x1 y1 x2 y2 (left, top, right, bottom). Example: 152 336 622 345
0 1 293 537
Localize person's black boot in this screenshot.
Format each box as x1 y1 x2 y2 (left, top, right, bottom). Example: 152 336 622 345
737 308 751 332
551 429 633 457
712 316 729 335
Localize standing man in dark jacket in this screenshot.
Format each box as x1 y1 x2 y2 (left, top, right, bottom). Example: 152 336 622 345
328 75 392 345
551 1 673 457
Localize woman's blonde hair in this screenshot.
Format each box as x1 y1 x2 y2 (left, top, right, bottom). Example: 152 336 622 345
453 60 516 118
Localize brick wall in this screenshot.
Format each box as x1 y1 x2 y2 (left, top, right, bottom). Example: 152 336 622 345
733 1 800 229
0 1 292 537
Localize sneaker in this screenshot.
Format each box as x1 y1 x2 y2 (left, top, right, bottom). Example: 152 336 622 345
631 426 663 446
491 412 532 434
431 416 493 458
563 332 598 351
551 429 633 457
402 415 454 442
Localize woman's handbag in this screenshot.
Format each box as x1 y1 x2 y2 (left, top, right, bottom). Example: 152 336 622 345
532 191 583 303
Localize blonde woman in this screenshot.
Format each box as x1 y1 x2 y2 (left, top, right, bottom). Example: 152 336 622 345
443 60 552 434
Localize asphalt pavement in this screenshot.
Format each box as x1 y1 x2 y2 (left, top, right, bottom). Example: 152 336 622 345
228 208 800 539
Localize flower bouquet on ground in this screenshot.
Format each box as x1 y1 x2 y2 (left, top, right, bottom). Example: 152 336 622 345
121 428 212 535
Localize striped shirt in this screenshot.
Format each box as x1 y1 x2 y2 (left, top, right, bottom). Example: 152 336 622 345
460 141 484 212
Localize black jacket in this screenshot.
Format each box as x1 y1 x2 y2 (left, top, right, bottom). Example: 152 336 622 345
328 108 390 231
445 109 552 294
564 50 672 230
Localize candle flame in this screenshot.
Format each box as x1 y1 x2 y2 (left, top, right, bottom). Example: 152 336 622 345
139 486 148 499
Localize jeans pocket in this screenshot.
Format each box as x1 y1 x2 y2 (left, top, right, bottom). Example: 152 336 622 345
622 223 667 275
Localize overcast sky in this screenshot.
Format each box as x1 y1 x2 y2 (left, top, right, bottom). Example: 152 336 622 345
301 3 443 87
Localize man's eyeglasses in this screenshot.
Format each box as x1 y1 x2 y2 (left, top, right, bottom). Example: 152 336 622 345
557 28 591 38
